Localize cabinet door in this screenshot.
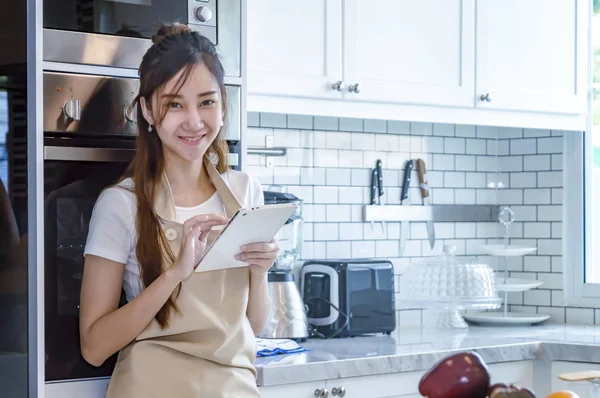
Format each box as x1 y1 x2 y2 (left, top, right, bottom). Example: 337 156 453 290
247 0 343 100
342 0 475 107
476 0 587 114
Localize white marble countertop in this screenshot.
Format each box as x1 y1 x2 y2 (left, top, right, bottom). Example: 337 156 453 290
254 323 600 387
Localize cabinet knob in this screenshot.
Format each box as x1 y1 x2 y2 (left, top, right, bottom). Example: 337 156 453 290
332 81 345 91
332 386 346 396
480 93 491 102
63 99 81 121
314 387 329 397
348 83 360 94
195 6 213 23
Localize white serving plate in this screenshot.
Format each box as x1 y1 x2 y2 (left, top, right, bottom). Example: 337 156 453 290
496 278 544 292
462 312 550 325
480 245 537 257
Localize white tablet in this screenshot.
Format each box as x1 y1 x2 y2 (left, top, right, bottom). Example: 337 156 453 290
194 203 298 272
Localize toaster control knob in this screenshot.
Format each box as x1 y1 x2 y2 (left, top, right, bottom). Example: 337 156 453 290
63 99 81 121
314 388 328 397
332 386 346 397
195 6 213 22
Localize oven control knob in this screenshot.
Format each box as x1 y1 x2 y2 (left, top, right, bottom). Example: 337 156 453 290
63 99 81 121
124 103 137 123
195 6 213 23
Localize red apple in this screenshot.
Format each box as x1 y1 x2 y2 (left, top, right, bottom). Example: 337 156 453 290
489 384 536 398
418 351 491 398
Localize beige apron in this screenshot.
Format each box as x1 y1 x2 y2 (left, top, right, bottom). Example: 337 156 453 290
106 159 261 398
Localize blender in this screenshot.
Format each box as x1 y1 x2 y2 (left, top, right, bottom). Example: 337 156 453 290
258 189 309 341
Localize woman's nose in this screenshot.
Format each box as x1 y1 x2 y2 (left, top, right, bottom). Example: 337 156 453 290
185 110 204 131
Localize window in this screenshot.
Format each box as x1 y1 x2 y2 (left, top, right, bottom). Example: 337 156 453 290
564 1 600 305
0 80 8 188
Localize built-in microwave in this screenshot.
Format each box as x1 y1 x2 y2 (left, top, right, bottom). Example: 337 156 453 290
42 0 242 77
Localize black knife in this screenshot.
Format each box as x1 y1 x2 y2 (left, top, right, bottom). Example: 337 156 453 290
400 160 414 255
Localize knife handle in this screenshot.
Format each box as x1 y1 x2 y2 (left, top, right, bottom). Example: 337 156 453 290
370 168 378 205
416 159 430 200
400 160 414 202
375 159 384 197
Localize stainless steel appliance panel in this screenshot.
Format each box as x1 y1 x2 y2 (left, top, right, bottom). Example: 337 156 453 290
42 0 241 77
43 71 241 141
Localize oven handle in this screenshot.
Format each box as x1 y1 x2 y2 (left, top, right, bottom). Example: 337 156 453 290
43 146 135 162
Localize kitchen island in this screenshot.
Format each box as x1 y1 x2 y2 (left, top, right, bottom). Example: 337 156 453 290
255 323 600 397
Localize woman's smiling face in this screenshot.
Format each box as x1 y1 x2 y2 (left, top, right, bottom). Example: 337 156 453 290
141 62 224 164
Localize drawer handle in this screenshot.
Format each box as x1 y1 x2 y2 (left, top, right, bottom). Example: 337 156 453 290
332 386 346 396
314 387 328 397
480 93 491 102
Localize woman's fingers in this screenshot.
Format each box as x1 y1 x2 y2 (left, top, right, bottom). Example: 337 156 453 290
240 240 279 254
236 251 275 261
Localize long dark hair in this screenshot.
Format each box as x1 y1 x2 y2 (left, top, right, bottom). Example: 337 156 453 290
123 23 229 328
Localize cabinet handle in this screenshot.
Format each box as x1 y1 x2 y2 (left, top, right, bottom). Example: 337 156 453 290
480 93 491 102
314 388 329 397
332 81 345 91
331 386 346 396
348 83 360 94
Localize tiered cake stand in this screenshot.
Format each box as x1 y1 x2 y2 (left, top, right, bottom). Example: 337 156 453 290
462 207 550 326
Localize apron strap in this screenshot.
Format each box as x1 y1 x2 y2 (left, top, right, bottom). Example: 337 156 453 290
203 157 243 219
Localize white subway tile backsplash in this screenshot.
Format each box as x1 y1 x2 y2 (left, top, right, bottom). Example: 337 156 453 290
376 134 400 152
538 137 563 154
327 241 351 259
326 204 352 222
352 240 375 258
313 223 339 241
249 112 568 327
432 123 454 137
566 308 595 325
444 172 465 188
455 189 476 204
524 189 551 205
325 168 351 186
339 223 363 241
314 186 338 203
444 137 466 154
433 154 455 170
422 136 445 153
326 132 352 149
466 139 487 155
524 155 551 171
510 139 537 155
538 171 563 188
455 124 476 138
524 290 551 306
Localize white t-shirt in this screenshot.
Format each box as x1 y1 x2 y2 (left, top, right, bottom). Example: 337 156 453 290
84 170 264 302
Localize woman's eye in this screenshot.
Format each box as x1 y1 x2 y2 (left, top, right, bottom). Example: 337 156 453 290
168 102 182 109
201 99 216 106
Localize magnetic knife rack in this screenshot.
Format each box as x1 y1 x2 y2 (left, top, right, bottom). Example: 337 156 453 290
363 204 501 222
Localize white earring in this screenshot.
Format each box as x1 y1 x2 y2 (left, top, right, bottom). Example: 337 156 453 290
220 120 224 127
148 125 152 132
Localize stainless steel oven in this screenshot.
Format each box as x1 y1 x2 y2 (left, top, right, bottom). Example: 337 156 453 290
42 0 242 78
42 70 242 396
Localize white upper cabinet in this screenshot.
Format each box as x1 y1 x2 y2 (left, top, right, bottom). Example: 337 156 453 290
343 0 475 108
247 0 343 100
475 0 587 115
246 0 589 130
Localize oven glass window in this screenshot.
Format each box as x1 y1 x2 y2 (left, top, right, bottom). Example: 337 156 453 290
44 0 188 39
45 159 130 381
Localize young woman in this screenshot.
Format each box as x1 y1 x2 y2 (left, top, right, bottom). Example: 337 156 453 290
79 23 277 397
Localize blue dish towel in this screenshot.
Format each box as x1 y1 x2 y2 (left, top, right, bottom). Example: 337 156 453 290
256 338 307 357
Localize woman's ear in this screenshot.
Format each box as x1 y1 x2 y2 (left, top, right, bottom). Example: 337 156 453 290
140 96 155 126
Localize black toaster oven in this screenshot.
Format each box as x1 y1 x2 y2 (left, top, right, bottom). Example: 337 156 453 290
300 259 396 338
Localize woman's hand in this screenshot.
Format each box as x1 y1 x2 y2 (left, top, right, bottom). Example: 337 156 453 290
171 214 229 282
236 239 280 275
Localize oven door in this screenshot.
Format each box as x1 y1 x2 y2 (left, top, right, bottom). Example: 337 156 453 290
42 0 241 77
43 135 134 384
